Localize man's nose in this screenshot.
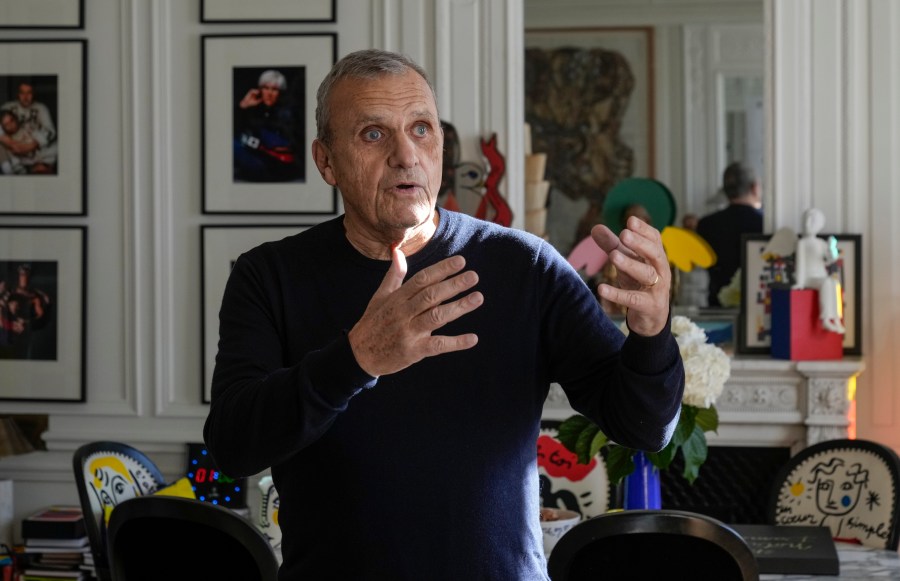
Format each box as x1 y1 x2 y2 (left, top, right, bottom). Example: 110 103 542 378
388 133 419 168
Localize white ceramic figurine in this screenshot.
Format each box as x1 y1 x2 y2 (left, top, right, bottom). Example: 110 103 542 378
793 208 845 334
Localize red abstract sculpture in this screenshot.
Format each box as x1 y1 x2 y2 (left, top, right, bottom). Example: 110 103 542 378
475 133 513 226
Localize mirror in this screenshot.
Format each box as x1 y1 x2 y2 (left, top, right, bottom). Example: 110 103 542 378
523 5 764 312
721 74 764 194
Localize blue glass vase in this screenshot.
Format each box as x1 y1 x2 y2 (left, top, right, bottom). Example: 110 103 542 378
623 450 662 509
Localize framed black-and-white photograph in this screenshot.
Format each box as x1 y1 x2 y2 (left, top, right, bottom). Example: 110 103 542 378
202 33 337 215
0 0 84 29
0 226 86 402
738 233 861 356
201 224 309 403
201 0 335 23
0 39 86 215
525 27 654 254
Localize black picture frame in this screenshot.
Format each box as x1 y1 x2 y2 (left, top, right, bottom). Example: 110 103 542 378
0 225 86 402
200 0 335 24
0 0 84 29
201 33 337 215
738 233 861 356
0 39 87 216
201 224 310 403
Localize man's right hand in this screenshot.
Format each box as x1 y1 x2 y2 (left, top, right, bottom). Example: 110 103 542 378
348 246 483 377
239 88 263 109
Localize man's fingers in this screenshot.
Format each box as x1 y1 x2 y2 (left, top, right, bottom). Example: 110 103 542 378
372 243 409 298
349 253 482 377
590 224 623 255
417 286 484 333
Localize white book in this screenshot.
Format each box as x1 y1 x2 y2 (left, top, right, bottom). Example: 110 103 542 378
24 536 89 549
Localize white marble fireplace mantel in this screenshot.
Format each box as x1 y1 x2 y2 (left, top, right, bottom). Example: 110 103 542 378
542 357 865 454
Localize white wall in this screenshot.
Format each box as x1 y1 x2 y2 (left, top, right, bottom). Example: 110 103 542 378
767 0 900 453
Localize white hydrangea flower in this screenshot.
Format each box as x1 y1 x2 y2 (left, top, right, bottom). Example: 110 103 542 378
680 341 730 408
619 315 730 409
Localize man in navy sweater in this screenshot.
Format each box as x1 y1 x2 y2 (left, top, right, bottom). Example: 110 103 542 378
204 49 684 580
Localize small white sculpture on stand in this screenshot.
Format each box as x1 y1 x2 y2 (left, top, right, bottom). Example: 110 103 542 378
792 208 845 334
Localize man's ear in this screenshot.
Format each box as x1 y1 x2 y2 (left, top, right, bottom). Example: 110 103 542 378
312 139 337 186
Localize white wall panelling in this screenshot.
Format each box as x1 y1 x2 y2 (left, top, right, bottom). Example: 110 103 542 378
860 0 899 445
768 0 899 454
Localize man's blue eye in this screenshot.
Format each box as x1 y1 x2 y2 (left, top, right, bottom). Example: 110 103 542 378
414 125 428 136
365 129 382 140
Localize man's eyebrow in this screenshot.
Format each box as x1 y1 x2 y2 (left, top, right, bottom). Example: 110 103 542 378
353 109 437 127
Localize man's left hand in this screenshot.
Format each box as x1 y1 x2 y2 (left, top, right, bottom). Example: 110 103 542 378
590 217 670 337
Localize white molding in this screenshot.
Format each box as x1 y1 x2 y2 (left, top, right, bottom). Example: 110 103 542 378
151 1 173 415
524 1 762 28
864 0 900 433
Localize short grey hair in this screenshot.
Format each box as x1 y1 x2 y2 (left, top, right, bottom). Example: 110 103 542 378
315 49 437 145
721 162 756 200
258 69 287 91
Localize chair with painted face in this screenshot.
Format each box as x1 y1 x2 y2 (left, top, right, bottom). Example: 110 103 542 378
537 420 612 519
72 441 168 581
257 475 282 563
767 438 900 550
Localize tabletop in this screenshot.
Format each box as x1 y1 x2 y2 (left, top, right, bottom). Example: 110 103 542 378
760 542 900 580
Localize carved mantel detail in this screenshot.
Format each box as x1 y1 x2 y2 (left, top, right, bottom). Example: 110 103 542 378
543 357 865 453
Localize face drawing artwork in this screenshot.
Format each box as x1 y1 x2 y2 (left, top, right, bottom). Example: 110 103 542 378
85 453 159 515
811 457 869 517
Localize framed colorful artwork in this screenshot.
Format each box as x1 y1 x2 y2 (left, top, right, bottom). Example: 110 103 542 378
0 40 87 215
524 27 654 254
0 0 83 29
0 226 86 402
201 224 310 403
201 0 335 23
738 233 861 355
201 33 337 215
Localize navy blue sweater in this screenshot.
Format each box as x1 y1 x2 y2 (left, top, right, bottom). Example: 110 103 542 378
204 208 684 580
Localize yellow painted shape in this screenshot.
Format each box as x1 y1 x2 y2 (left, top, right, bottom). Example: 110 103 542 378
661 226 717 272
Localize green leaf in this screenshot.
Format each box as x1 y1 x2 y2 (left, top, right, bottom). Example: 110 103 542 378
606 445 636 485
588 430 610 460
552 409 714 487
679 424 709 484
695 405 719 433
556 414 605 465
556 414 593 451
648 441 677 471
677 404 698 436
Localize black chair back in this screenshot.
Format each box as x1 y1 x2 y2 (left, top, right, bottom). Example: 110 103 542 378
547 509 759 581
107 495 279 581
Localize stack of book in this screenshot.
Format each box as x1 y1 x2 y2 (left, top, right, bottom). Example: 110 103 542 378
19 506 90 581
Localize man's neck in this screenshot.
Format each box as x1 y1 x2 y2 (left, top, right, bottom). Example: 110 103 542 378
344 210 439 260
731 196 760 209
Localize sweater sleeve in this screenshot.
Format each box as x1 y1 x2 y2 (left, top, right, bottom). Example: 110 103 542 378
203 251 377 477
599 315 685 451
543 245 685 453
